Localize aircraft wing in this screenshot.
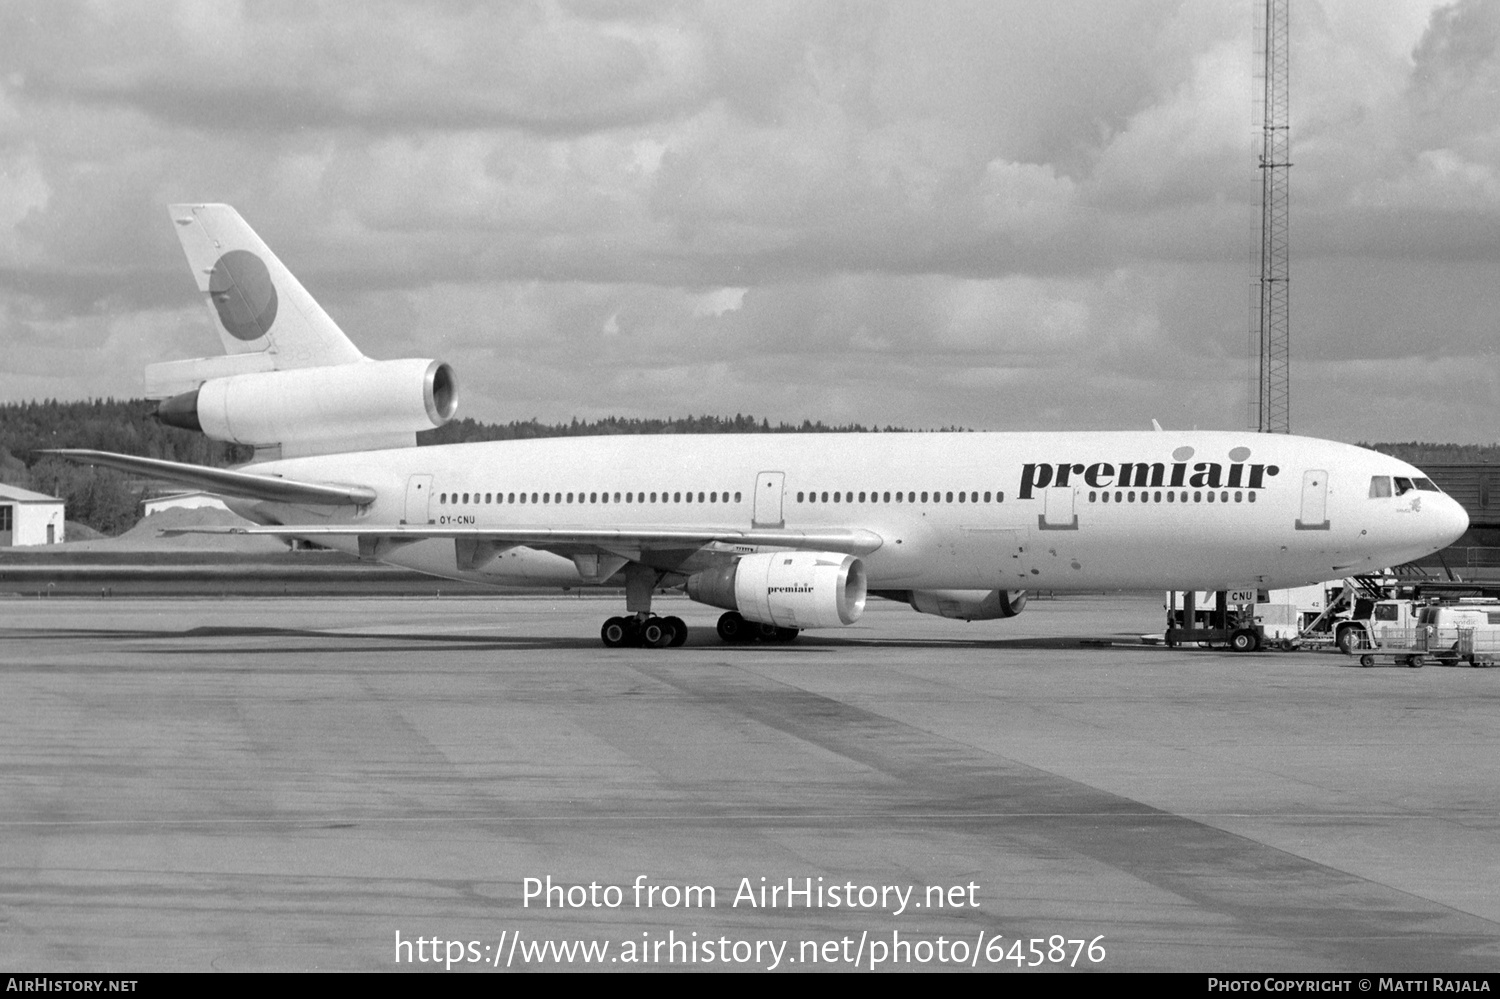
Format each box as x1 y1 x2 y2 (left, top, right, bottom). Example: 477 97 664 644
42 449 378 507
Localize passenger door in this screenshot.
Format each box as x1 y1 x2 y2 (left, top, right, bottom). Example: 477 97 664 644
1296 469 1329 530
752 472 785 528
404 474 433 525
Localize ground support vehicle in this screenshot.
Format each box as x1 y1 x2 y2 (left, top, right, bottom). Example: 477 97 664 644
1415 603 1500 665
1252 600 1304 650
1165 590 1267 651
1333 596 1436 655
1166 586 1335 651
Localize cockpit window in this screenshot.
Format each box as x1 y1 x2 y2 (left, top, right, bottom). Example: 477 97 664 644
1368 476 1392 498
1413 478 1440 492
1394 477 1415 496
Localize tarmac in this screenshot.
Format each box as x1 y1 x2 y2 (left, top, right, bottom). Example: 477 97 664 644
2 592 1498 972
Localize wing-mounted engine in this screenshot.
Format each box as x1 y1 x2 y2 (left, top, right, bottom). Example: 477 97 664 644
904 589 1027 621
685 551 867 629
155 358 457 459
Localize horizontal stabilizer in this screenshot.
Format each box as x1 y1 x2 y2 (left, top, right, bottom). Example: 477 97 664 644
157 523 885 556
42 449 377 507
144 352 278 400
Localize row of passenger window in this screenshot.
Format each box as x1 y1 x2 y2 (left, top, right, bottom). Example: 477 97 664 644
439 490 743 506
1089 489 1258 504
798 489 1005 504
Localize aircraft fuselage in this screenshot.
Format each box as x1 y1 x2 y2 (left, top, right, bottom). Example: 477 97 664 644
240 430 1469 593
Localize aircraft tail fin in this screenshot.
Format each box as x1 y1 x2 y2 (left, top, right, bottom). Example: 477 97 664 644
167 204 366 369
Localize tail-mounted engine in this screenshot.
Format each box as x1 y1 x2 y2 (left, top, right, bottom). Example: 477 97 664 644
906 589 1027 621
156 358 457 459
686 552 867 630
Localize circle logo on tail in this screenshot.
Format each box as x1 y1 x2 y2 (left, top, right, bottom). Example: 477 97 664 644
208 250 278 341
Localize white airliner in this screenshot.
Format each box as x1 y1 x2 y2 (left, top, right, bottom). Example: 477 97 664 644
54 205 1469 648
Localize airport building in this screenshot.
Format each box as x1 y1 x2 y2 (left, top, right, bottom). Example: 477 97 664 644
0 484 66 546
1420 465 1500 531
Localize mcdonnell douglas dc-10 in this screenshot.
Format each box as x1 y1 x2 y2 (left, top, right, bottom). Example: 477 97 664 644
53 205 1468 648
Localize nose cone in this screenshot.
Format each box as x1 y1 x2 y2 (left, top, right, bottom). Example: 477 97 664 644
1435 494 1470 549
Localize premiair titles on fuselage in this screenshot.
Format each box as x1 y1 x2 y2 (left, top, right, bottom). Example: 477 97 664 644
1020 460 1280 498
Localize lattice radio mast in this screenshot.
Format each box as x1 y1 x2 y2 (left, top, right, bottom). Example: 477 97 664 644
1253 0 1291 433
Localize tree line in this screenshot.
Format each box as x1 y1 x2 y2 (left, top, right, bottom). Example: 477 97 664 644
416 413 937 446
0 399 254 535
1359 442 1500 465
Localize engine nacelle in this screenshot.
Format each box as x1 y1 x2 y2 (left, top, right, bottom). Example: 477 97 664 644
157 358 457 457
686 552 867 630
907 589 1027 621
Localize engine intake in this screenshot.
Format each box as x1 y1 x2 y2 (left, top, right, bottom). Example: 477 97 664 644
906 589 1027 621
686 552 867 630
156 358 457 457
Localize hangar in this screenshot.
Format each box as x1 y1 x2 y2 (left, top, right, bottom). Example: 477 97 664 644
0 484 65 547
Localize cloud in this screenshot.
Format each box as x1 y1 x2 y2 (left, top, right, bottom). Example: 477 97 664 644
1089 40 1252 211
1295 0 1500 256
0 0 1496 445
6 1 714 133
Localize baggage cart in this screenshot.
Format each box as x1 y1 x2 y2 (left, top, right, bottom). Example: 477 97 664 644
1349 626 1428 668
1456 627 1500 668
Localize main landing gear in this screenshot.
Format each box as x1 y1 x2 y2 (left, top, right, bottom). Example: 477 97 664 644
601 615 687 649
595 565 799 649
598 564 689 649
716 611 799 644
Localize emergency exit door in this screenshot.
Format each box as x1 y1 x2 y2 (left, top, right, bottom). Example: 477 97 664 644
1038 486 1078 530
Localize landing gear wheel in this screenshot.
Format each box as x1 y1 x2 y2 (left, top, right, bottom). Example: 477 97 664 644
1359 655 1375 668
754 621 783 642
639 617 670 648
717 612 750 644
1229 629 1258 652
601 617 631 648
766 626 799 643
664 616 688 647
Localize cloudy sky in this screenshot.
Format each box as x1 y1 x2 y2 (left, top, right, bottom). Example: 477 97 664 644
1 0 1497 442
